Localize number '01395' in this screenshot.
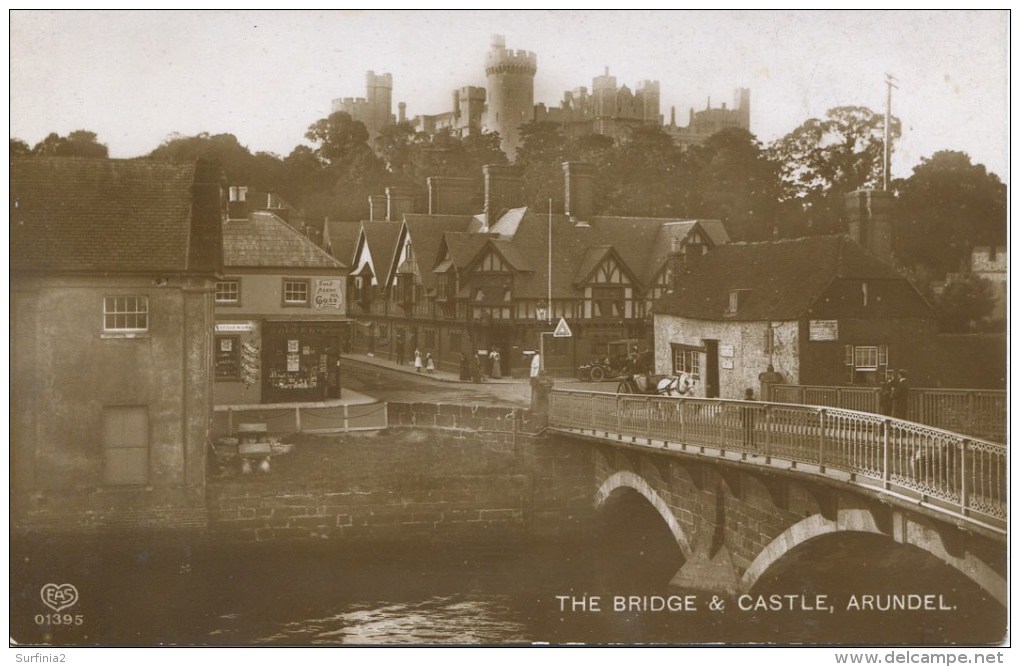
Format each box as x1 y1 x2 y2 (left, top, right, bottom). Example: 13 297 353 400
34 613 84 626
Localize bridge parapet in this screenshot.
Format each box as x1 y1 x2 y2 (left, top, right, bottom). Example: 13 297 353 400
549 390 1006 534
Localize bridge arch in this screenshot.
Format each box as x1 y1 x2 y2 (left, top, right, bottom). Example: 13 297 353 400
741 509 1006 607
594 470 692 559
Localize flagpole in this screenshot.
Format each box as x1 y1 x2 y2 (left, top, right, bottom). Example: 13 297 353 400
547 198 552 325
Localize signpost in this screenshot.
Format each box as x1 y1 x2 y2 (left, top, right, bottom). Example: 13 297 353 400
540 318 573 373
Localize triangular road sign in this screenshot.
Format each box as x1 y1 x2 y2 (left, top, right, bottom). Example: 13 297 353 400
553 317 572 338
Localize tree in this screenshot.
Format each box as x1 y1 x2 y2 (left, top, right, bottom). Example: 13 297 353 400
601 125 685 217
894 151 1006 275
147 132 285 194
769 106 899 236
936 274 997 333
683 128 782 241
10 138 30 157
32 130 109 158
515 121 573 212
304 111 372 166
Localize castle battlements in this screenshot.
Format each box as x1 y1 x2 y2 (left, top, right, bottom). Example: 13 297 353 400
485 49 538 73
366 70 393 87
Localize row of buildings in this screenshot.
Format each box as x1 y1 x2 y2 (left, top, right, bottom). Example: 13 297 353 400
333 34 751 158
12 155 992 531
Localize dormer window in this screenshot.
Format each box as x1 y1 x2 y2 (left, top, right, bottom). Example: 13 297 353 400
727 289 751 314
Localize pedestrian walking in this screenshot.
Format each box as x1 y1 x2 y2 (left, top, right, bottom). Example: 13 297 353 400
413 348 423 373
892 369 910 419
530 352 541 378
395 332 405 366
459 352 470 381
470 353 481 383
879 374 894 416
490 349 502 379
425 352 435 374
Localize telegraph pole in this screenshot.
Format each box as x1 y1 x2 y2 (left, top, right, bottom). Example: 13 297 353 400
884 73 898 191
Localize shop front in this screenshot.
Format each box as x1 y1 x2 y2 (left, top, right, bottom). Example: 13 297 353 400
261 320 344 403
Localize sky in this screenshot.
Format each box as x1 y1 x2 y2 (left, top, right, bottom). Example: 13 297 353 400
9 10 1010 181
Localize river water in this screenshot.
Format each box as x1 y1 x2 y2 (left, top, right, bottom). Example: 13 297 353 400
10 530 1006 647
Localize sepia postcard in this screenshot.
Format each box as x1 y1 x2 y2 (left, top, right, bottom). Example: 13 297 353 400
8 9 1009 659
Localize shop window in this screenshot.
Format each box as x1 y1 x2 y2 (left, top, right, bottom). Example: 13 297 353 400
103 296 148 332
102 406 149 485
215 335 241 381
215 280 241 305
844 344 889 383
671 344 701 380
282 279 310 307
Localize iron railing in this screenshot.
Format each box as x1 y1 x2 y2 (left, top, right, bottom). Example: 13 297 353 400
549 390 1006 531
769 384 1006 443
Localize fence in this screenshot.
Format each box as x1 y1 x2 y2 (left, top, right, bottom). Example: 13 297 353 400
549 390 1006 532
769 385 1006 443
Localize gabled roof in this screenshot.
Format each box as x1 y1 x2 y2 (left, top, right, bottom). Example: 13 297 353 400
398 214 474 288
441 232 496 270
654 235 910 321
642 219 730 285
223 211 346 269
322 219 364 266
488 238 532 271
10 157 216 274
360 222 403 281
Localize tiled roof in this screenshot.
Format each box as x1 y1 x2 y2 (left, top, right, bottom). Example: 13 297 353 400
653 235 910 321
10 157 200 273
322 219 364 266
360 222 403 281
400 214 473 289
224 211 346 269
442 232 495 270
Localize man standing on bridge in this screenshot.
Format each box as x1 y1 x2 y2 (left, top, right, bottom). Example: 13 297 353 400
892 370 910 420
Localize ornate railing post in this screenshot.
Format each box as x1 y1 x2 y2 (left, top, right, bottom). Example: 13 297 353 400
763 404 772 463
882 418 890 490
818 408 827 472
679 399 687 450
616 393 623 441
960 437 970 517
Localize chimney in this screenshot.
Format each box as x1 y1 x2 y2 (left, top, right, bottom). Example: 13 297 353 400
368 195 387 221
428 176 476 215
563 162 594 224
845 189 895 265
483 164 524 229
385 186 415 222
227 186 248 220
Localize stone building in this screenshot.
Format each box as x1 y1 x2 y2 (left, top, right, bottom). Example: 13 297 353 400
331 70 395 147
652 236 937 399
11 157 222 530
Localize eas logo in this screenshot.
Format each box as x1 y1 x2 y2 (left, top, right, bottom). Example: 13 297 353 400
40 583 78 612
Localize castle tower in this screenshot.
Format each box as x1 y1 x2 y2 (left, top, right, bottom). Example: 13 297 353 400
637 80 661 125
365 70 393 140
733 87 751 131
484 34 537 160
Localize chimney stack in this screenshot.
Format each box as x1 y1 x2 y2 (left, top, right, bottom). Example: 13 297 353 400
563 162 594 224
483 164 524 229
428 176 476 215
368 195 387 221
227 186 248 220
845 189 895 264
385 187 415 222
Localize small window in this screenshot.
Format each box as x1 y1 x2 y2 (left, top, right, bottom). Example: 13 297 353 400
103 296 149 332
671 344 701 380
282 279 310 306
215 280 240 304
853 346 879 370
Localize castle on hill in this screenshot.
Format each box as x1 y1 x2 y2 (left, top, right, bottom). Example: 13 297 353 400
331 34 750 159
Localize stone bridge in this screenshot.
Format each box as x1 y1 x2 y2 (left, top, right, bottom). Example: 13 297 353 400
548 389 1007 607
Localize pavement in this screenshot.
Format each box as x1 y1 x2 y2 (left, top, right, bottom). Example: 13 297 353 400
340 352 531 385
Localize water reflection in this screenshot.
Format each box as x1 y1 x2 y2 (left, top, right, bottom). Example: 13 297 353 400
10 534 1005 646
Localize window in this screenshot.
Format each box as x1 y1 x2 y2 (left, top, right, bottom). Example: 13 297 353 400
102 406 149 485
283 279 310 306
591 285 624 318
103 296 148 332
854 346 879 369
671 344 701 379
844 344 890 383
215 280 240 305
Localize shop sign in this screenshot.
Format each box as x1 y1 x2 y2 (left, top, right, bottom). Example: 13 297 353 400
215 322 254 332
314 279 344 310
720 344 734 358
809 320 839 341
